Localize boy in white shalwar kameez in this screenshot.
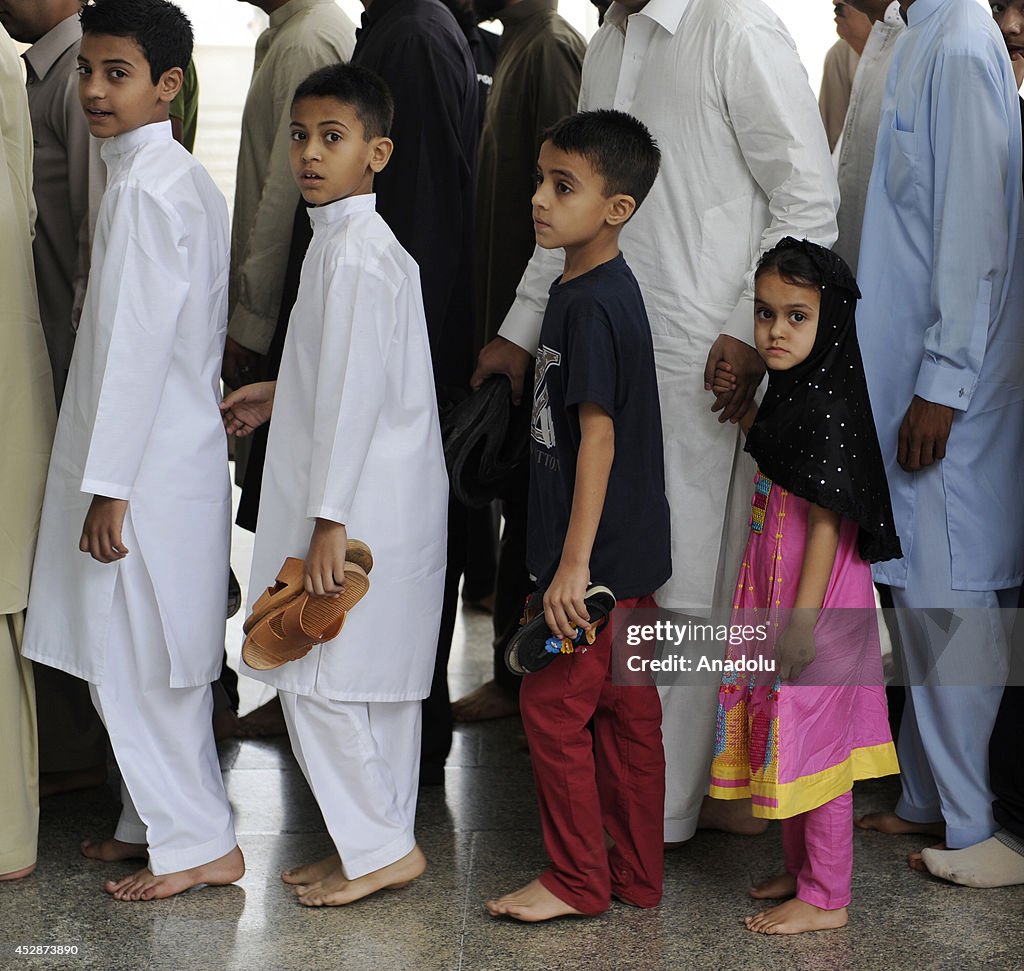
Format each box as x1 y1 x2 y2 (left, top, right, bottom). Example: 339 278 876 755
21 0 243 901
221 63 447 907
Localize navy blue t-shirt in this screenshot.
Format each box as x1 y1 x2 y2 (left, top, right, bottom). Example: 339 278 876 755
527 253 672 599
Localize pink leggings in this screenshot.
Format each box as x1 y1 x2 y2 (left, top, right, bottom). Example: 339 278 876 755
781 790 853 910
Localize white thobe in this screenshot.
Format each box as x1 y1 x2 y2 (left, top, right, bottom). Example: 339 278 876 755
23 122 231 689
499 0 839 612
243 194 448 702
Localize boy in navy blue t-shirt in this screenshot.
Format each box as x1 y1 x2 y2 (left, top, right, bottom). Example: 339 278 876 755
486 110 671 922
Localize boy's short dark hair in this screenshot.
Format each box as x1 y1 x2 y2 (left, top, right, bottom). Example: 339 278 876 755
80 0 193 84
542 109 661 210
292 64 395 141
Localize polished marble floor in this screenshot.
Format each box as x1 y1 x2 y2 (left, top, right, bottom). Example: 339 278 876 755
4 520 1024 970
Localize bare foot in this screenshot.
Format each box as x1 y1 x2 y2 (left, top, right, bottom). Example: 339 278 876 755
295 845 426 907
909 842 945 872
452 680 520 722
749 871 797 900
80 838 147 862
0 863 36 881
745 898 848 935
696 796 769 836
104 845 244 902
854 812 945 838
282 852 340 888
235 696 286 738
39 765 107 799
486 878 588 922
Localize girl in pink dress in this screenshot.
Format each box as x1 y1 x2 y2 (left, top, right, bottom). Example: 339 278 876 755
709 238 901 935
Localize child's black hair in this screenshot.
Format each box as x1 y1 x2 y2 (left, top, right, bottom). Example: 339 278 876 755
292 64 395 141
542 109 661 210
80 0 193 85
756 243 825 291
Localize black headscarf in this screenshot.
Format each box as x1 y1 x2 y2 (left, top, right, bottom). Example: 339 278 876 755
745 238 902 564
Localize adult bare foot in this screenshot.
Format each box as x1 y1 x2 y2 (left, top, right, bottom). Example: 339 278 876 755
104 845 244 902
696 796 769 836
295 845 426 907
0 863 36 881
745 898 848 935
749 871 797 900
908 842 945 872
452 681 520 722
39 765 107 799
282 852 340 888
854 812 944 838
235 696 286 738
486 878 587 922
80 838 147 862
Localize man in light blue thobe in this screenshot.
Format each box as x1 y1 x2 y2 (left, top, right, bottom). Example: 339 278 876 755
857 0 1024 855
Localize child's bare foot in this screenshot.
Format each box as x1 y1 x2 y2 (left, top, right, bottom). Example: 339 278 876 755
745 898 848 935
235 696 286 738
486 878 587 922
908 842 945 872
0 863 36 881
854 812 944 838
281 852 340 888
749 871 797 900
104 845 244 902
80 838 147 862
451 680 520 722
294 845 425 907
695 796 769 837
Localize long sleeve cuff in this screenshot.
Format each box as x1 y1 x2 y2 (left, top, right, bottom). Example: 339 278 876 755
228 306 276 356
497 303 544 356
720 292 756 345
914 358 975 412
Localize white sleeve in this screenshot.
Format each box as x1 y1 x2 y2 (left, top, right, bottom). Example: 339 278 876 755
496 243 564 354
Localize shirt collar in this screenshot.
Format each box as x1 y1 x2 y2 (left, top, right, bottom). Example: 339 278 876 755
905 0 946 27
497 0 557 30
270 0 333 29
23 13 81 82
308 192 377 226
100 119 173 162
361 0 407 34
883 1 903 26
605 0 692 36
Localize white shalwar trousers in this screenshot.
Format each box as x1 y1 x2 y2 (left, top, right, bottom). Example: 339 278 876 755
88 564 236 875
279 691 420 879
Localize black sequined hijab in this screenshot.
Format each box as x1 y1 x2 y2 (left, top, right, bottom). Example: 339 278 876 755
745 238 902 564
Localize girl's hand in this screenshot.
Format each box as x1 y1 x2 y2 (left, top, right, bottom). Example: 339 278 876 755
543 562 592 640
305 519 349 598
221 381 277 437
711 362 738 396
776 615 817 681
79 496 129 563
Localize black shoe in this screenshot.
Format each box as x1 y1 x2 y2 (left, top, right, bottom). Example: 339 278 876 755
505 586 615 675
227 568 242 619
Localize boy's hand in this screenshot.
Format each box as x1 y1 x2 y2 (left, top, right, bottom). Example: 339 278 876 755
305 519 349 598
79 496 129 563
776 615 817 681
543 562 593 640
221 381 276 437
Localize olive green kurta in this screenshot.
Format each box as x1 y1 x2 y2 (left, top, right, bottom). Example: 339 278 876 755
0 25 56 876
473 0 586 347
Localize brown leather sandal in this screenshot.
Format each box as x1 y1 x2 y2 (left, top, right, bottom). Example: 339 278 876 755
243 557 306 635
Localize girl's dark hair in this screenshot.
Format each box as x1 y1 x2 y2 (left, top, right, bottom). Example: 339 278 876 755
80 0 193 85
755 242 825 291
292 64 394 141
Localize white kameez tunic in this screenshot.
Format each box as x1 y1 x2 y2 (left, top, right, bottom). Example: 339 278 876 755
242 194 448 702
499 0 839 612
23 122 231 688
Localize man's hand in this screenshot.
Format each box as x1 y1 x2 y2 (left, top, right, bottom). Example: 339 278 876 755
776 614 817 681
470 336 533 405
79 496 129 563
221 381 277 437
897 395 954 472
543 562 593 640
222 335 264 389
305 519 349 598
704 334 765 423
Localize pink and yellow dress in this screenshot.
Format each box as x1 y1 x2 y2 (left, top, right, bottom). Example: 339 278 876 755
709 470 899 819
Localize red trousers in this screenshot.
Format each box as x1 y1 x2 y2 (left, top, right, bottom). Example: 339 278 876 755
521 593 665 915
